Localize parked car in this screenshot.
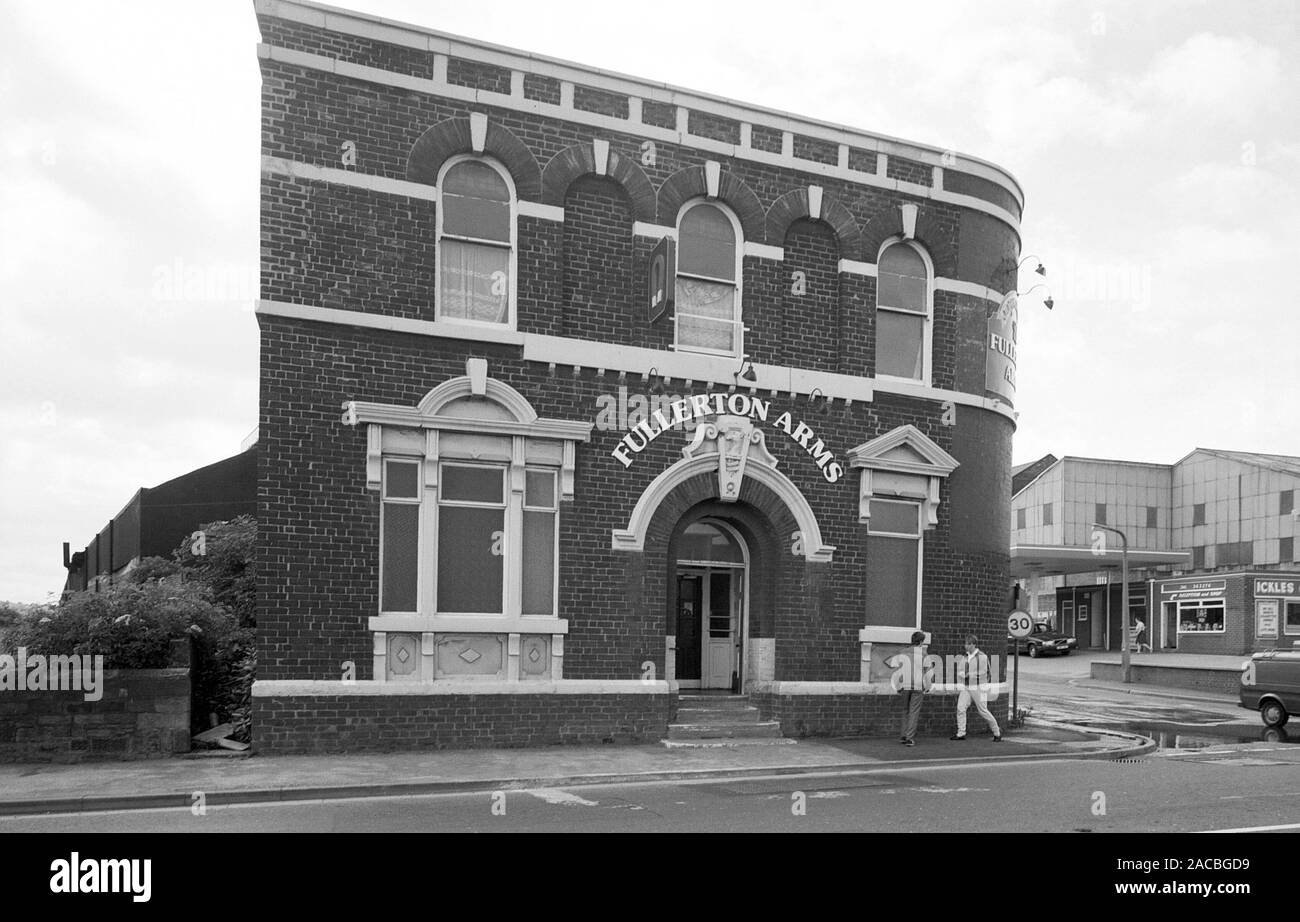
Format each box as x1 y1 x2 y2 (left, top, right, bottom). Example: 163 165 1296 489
1240 646 1300 727
1007 622 1078 658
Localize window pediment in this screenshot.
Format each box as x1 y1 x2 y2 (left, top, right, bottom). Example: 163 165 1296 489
848 425 958 528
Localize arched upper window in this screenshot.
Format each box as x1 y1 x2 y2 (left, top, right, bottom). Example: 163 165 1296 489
675 201 742 356
436 156 516 326
875 241 932 383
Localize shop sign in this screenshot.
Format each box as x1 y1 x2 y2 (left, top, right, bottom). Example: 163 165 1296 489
608 391 844 483
1159 578 1226 602
1254 578 1298 597
984 292 1017 405
1256 600 1280 639
646 236 675 323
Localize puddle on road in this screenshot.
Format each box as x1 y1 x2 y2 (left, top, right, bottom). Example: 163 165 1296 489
1110 722 1294 749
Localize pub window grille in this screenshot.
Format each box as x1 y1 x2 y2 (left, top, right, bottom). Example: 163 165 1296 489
436 156 516 326
674 201 743 357
875 241 932 383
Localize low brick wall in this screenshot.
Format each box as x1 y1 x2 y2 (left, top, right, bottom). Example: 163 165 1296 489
753 690 1009 739
253 692 672 753
0 640 192 764
1091 662 1243 696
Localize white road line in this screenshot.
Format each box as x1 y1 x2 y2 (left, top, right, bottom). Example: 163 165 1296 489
1200 821 1300 833
522 788 599 806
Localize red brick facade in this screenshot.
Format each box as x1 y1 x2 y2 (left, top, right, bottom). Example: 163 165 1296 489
252 0 1022 751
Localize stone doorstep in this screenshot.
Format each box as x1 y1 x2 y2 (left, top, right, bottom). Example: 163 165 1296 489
676 695 754 709
665 721 784 740
674 706 762 723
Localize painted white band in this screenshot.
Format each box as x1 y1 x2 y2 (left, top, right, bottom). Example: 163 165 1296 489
838 259 877 277
255 299 1017 422
369 615 568 633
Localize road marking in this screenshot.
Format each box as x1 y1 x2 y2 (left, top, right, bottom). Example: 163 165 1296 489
522 789 599 807
1200 821 1300 833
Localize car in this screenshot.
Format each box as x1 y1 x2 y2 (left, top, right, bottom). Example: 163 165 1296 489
1240 646 1300 727
1007 621 1078 658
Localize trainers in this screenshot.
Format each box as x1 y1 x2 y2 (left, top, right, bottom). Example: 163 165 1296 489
901 738 915 747
992 735 1003 742
949 734 966 741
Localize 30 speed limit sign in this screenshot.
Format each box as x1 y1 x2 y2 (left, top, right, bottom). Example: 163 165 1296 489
1007 610 1034 639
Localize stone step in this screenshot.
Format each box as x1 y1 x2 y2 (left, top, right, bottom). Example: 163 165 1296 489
661 737 798 749
677 695 752 709
665 721 784 740
675 706 762 723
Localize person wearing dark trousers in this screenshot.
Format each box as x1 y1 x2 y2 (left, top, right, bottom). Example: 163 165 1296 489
951 633 1001 741
888 630 934 746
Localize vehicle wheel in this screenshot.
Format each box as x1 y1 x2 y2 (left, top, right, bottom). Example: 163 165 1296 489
1028 645 1039 658
1261 700 1288 727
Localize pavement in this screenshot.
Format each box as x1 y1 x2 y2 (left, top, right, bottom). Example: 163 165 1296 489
1010 649 1244 705
0 720 1152 817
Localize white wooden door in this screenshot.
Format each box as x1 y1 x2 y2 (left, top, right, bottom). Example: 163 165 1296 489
703 569 737 689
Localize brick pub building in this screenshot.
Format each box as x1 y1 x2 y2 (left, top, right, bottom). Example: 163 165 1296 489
252 0 1027 751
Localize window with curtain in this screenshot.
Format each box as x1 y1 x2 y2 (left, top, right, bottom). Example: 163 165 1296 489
437 159 513 325
675 202 741 355
875 243 929 381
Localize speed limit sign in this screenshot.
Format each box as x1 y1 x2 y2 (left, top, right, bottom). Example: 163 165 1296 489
1007 610 1034 639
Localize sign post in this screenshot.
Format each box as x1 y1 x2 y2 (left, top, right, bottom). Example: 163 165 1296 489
1007 609 1033 722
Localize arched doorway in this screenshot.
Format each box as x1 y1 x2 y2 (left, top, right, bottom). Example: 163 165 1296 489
674 519 749 691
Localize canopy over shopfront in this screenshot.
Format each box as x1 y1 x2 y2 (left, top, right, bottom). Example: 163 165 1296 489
1010 544 1191 579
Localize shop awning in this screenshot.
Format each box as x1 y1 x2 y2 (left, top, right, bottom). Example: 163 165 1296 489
1010 544 1191 579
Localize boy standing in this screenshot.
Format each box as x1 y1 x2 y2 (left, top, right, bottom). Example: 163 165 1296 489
889 630 933 746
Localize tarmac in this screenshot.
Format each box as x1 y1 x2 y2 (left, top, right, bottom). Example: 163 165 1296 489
0 719 1153 817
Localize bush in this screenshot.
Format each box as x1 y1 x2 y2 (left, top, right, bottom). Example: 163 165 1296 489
6 546 256 743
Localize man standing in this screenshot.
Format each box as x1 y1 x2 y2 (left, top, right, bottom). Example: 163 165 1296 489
951 634 1001 742
889 631 934 746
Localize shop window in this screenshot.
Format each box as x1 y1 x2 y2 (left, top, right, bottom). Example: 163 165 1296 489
1191 546 1205 569
1281 490 1294 515
1282 536 1294 564
436 157 515 326
1192 503 1205 526
1146 506 1158 528
865 499 921 628
1286 600 1300 635
875 241 931 382
1176 601 1225 634
380 459 422 613
1016 508 1026 530
675 201 742 356
1042 502 1053 526
1094 503 1107 526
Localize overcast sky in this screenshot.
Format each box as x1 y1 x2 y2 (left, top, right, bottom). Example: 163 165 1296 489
2 0 1297 602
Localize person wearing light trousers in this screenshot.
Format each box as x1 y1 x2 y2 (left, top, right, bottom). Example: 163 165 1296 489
952 633 1001 741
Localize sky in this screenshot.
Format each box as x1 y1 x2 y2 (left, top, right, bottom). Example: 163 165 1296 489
1 0 1297 602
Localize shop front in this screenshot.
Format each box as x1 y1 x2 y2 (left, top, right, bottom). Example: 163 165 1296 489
1155 573 1300 655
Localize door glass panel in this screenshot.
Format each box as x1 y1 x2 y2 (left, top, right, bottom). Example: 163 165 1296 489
678 522 744 563
676 574 702 681
709 571 732 638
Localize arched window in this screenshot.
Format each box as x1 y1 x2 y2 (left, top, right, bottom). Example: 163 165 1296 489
436 156 515 326
875 241 932 382
675 201 742 356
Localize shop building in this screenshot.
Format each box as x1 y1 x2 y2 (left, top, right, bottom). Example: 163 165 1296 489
1011 450 1300 655
251 0 1026 752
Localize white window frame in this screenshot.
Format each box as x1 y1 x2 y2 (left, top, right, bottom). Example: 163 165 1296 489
874 238 933 386
521 467 560 618
435 461 509 617
1174 599 1226 635
673 198 745 359
434 154 518 329
379 457 424 615
865 497 924 630
1285 599 1300 636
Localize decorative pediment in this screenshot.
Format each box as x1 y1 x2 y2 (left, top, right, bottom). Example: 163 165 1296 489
682 415 779 503
848 425 958 528
341 358 592 499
